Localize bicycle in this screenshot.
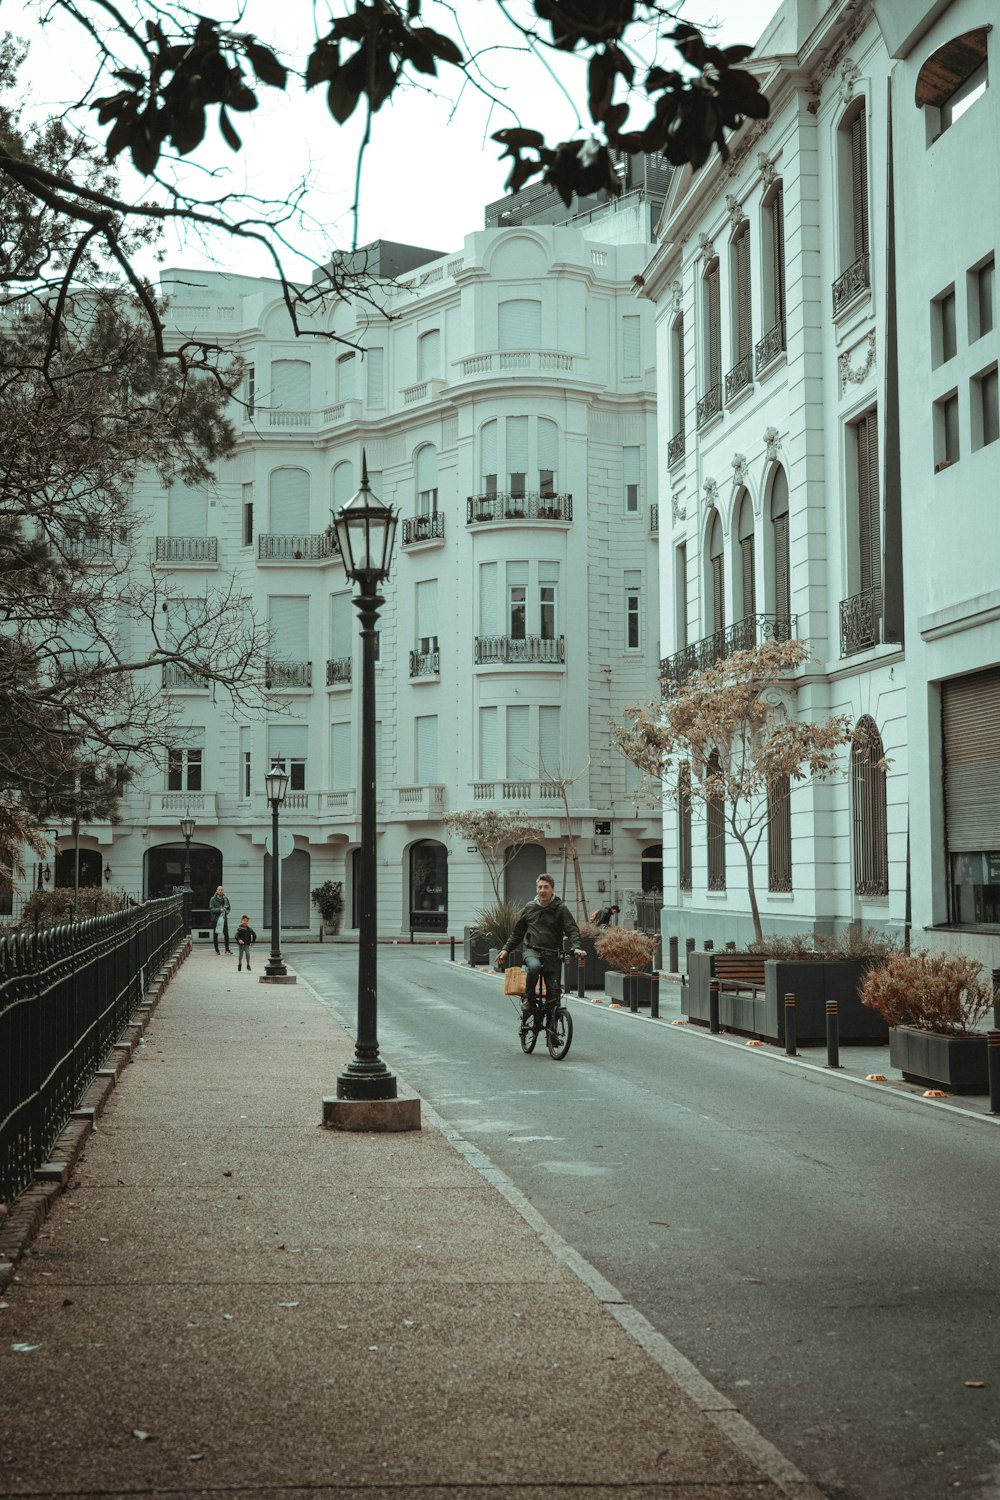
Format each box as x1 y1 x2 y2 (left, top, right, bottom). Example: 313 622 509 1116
512 956 574 1061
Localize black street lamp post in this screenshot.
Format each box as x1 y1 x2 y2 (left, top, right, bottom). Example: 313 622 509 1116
331 455 399 1101
180 814 195 934
264 764 290 979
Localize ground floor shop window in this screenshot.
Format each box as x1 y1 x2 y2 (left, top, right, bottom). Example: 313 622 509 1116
410 840 447 931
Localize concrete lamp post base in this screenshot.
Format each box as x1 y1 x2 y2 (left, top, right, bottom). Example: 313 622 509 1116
322 1096 422 1132
259 973 298 985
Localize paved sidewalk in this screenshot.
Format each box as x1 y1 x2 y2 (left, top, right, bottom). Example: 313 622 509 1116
1 945 821 1500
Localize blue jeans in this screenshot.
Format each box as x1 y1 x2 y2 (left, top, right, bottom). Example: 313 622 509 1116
524 950 561 1005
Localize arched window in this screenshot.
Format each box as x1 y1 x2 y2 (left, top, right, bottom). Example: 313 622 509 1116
737 489 756 626
538 418 558 497
698 260 722 426
410 839 448 931
264 847 312 928
759 181 785 370
269 467 309 532
769 467 790 635
728 221 752 399
916 28 989 141
418 328 441 380
641 844 663 893
415 445 438 515
331 460 354 511
834 100 870 313
852 715 888 897
706 749 726 891
480 419 498 496
708 510 725 637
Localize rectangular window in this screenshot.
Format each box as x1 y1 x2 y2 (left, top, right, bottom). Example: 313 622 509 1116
538 419 558 496
415 715 438 784
623 446 640 513
974 365 1000 449
932 286 957 366
479 706 499 780
244 363 255 416
767 774 792 892
239 726 251 800
267 725 308 791
331 722 352 790
506 416 529 496
707 756 726 892
271 358 310 410
506 705 530 780
167 732 204 792
418 329 441 381
625 570 641 651
766 185 785 333
479 561 498 636
855 409 881 596
242 482 253 547
268 596 310 660
415 578 438 653
539 562 558 641
623 314 641 378
336 352 356 403
944 668 1000 926
499 299 541 350
539 705 560 779
675 543 688 650
507 561 528 638
934 390 960 469
970 257 996 341
365 346 385 406
704 262 721 392
850 108 869 262
678 763 692 892
330 592 353 662
732 225 752 362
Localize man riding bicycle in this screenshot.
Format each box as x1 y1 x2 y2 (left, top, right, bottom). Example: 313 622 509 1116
498 874 586 1010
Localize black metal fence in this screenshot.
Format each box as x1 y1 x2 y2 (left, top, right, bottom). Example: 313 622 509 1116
0 894 185 1207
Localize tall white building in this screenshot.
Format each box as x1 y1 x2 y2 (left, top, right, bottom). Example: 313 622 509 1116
48 203 665 937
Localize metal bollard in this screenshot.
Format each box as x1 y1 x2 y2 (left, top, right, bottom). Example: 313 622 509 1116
709 979 720 1034
685 937 696 973
650 973 660 1020
668 935 679 972
726 940 736 951
577 960 585 999
704 939 714 951
450 935 456 962
826 1000 841 1069
629 978 640 1014
990 1030 1000 1115
992 970 1000 1031
784 993 797 1056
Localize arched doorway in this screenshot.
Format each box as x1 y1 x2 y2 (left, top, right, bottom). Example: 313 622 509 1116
145 842 222 931
641 844 663 893
410 840 448 932
504 843 547 906
264 848 312 928
54 848 103 889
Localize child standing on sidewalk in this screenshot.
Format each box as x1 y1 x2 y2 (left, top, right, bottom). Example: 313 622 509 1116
235 915 257 972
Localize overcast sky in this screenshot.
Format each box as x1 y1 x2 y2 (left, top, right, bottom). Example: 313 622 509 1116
15 0 780 277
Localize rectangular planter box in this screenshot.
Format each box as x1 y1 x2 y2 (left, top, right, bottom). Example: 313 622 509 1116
605 969 657 1007
888 1026 989 1094
684 952 888 1044
564 936 610 993
463 927 490 967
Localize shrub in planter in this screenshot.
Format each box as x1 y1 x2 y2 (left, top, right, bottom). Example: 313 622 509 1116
311 880 344 935
565 922 611 991
19 887 122 929
861 950 993 1093
472 899 524 955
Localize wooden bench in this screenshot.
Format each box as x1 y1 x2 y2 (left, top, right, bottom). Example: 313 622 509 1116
712 954 767 998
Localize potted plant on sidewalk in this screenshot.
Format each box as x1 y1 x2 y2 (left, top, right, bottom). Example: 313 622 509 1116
860 950 992 1093
311 880 344 938
595 927 659 1007
565 921 611 992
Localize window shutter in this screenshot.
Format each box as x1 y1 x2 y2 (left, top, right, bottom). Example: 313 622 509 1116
336 353 356 402
675 543 688 649
506 417 529 475
771 187 786 326
167 481 207 536
943 669 1000 848
415 445 437 496
857 411 881 597
365 347 384 406
330 593 353 659
480 421 497 490
773 513 790 622
267 725 308 761
271 359 310 409
418 329 441 380
330 722 352 789
712 555 725 633
539 706 560 777
506 704 530 780
499 299 541 350
851 110 869 260
672 315 686 428
741 538 756 621
735 228 752 359
415 715 438 783
623 314 641 377
269 468 309 532
623 446 640 511
538 419 558 475
707 265 721 386
332 461 354 509
479 706 499 780
479 562 497 635
268 597 309 657
415 579 437 639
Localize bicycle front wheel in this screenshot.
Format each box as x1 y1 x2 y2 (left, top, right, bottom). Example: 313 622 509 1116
546 1005 573 1059
519 1012 539 1054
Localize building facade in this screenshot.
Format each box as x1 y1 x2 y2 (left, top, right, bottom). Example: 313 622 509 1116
39 207 664 937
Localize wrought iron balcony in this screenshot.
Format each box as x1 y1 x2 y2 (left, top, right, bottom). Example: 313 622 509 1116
402 512 445 546
839 587 881 657
650 503 659 536
265 659 313 689
409 646 440 678
755 320 786 374
832 254 870 316
155 536 219 564
696 384 722 429
667 430 685 467
466 492 573 524
326 657 352 686
725 353 752 402
474 635 565 665
161 662 209 689
659 613 796 695
257 532 339 562
65 533 118 562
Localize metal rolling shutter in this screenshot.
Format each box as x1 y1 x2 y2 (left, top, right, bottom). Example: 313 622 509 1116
943 668 1000 849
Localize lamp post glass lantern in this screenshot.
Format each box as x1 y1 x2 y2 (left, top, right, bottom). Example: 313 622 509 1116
332 454 399 1101
180 814 195 933
264 764 289 978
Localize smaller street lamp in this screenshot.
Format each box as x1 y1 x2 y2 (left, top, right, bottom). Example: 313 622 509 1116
180 813 195 934
264 763 290 979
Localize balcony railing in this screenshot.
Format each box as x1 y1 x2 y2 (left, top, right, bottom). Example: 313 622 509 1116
65 534 118 562
467 493 573 524
755 320 786 374
472 781 563 802
265 659 313 689
155 536 219 564
257 532 339 562
659 614 796 695
396 784 447 815
409 647 440 678
839 587 881 657
475 635 565 665
667 430 685 467
161 662 209 689
725 353 752 402
459 350 575 378
402 512 445 546
147 791 218 822
650 503 659 536
696 384 722 429
326 657 352 686
832 254 870 316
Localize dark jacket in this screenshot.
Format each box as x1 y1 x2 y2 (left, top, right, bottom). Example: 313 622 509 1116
235 925 256 948
505 896 582 956
209 891 231 919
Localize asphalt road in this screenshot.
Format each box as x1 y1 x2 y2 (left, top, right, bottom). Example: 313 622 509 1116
294 944 1000 1500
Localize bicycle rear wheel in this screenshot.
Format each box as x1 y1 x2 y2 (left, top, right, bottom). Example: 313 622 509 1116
519 1010 539 1053
546 1005 573 1059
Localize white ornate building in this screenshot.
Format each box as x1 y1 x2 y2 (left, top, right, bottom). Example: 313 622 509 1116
40 201 665 937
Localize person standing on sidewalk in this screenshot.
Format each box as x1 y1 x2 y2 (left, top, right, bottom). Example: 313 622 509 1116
210 885 232 954
235 915 257 972
498 874 586 1010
